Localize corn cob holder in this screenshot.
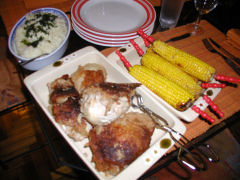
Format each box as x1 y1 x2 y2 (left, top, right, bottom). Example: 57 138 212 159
143 37 151 47
201 83 226 88
192 106 215 123
130 39 144 56
203 95 224 118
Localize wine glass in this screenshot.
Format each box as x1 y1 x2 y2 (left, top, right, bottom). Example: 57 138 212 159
190 0 219 35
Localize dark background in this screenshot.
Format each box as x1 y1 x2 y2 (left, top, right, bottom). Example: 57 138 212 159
178 0 240 33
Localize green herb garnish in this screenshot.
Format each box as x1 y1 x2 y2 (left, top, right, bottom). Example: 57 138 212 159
21 36 43 47
21 12 57 47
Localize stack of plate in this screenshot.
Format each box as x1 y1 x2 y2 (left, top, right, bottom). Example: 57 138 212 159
71 0 156 47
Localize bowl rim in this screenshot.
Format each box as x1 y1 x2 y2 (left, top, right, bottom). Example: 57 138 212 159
8 7 71 62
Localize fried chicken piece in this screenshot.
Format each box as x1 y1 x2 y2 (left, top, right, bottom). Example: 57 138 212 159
49 75 90 141
80 82 141 125
71 63 107 94
52 96 89 141
52 96 80 126
49 74 79 104
88 112 155 175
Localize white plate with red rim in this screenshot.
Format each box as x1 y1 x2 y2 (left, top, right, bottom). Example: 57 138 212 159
24 46 186 180
71 19 152 41
72 24 129 47
107 37 222 122
72 20 155 47
72 21 154 47
71 0 156 37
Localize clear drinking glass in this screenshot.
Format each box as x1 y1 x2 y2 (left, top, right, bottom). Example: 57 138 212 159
158 0 185 31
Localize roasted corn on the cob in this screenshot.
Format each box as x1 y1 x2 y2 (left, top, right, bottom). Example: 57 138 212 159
152 40 216 82
129 65 194 111
141 53 203 97
146 45 155 54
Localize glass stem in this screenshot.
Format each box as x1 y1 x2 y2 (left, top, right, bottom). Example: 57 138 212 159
194 13 202 30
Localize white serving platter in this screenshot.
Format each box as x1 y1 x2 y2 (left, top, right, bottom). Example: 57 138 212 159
107 37 222 122
24 46 186 180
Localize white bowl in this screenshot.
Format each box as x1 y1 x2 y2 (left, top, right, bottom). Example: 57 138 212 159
8 7 71 71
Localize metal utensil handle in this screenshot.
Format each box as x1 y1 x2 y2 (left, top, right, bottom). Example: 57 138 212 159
215 50 240 75
131 93 169 125
209 38 240 65
167 124 219 164
131 93 206 171
156 124 206 171
19 53 49 66
197 143 219 162
177 149 206 171
165 33 191 43
131 93 218 170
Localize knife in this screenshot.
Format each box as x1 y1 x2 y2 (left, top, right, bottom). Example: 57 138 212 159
202 38 240 76
164 33 191 43
209 38 240 65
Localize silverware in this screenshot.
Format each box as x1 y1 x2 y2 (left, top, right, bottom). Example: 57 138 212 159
202 38 240 75
18 53 49 66
131 93 219 171
209 38 240 66
165 33 191 43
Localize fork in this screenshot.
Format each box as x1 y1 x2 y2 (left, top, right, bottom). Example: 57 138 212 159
202 38 240 75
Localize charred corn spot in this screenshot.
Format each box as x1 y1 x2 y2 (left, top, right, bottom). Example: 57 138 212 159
176 63 182 68
141 53 203 97
129 65 194 111
152 40 216 82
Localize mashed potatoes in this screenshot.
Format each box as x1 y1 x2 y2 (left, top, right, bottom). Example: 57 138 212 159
14 12 67 59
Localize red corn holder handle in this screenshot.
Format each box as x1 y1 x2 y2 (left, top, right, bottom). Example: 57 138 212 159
215 74 240 83
130 39 144 56
201 83 226 88
203 74 240 88
143 38 151 47
137 29 155 44
203 95 224 118
115 50 132 70
192 105 215 123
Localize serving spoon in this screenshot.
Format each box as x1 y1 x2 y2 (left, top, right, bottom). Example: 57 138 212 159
18 53 49 66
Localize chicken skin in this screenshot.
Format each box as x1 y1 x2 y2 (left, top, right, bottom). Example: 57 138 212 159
49 74 89 141
88 112 156 175
80 82 141 125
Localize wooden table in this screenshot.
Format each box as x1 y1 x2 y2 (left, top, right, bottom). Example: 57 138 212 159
102 20 240 143
129 20 239 178
35 20 240 178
